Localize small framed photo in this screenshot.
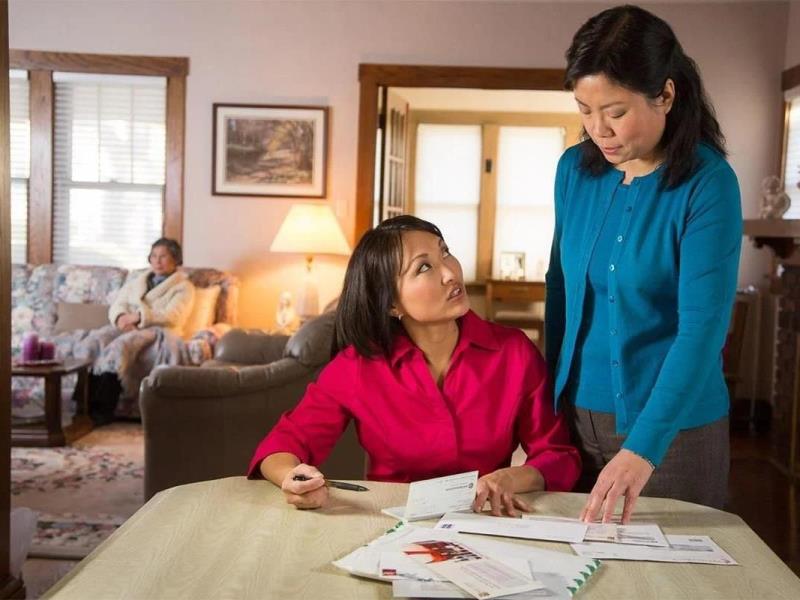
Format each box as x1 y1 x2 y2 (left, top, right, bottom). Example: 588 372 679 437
212 103 328 197
499 251 526 281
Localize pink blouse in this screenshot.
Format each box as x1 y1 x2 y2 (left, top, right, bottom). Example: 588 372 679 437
247 310 580 491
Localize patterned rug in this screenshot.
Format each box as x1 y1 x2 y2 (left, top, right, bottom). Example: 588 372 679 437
11 423 144 560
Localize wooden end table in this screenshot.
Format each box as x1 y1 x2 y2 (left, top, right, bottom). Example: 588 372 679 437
11 357 94 447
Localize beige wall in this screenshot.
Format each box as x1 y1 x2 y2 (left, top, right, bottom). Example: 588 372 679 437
786 0 800 68
9 0 789 332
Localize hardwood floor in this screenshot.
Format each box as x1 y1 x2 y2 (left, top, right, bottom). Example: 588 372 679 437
727 428 800 576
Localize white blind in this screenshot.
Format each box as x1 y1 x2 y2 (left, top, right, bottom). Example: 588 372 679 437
10 70 29 264
53 72 166 267
493 126 564 280
783 95 800 219
414 124 482 282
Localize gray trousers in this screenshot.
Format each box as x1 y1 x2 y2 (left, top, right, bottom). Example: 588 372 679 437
567 406 730 509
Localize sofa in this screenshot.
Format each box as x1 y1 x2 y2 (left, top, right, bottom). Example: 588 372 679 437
139 310 365 499
11 263 240 422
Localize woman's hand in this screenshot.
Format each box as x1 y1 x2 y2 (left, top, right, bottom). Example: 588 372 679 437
472 468 533 517
580 449 654 524
115 312 140 332
280 463 329 510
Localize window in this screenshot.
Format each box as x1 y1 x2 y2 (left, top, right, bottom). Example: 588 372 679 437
411 116 575 282
53 73 166 267
783 93 800 219
414 124 482 282
493 126 563 280
9 69 29 264
8 50 187 266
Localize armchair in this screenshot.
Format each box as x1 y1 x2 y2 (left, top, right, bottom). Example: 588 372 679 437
140 311 365 499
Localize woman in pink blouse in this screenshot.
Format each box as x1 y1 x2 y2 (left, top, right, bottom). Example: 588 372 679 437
249 216 580 515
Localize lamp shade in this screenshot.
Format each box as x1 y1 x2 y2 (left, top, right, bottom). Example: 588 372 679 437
270 204 351 256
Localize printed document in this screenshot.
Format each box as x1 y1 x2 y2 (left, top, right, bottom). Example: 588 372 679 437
382 471 478 521
571 534 738 565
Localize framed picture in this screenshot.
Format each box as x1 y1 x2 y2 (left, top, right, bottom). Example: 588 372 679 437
499 251 526 281
212 103 328 198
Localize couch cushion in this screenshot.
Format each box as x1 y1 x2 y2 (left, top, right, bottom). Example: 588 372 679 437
54 302 110 333
183 285 221 336
283 311 335 367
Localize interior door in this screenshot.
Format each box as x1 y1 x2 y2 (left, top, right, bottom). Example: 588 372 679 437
379 89 409 222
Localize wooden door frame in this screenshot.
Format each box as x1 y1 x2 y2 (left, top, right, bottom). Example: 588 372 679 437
355 64 567 241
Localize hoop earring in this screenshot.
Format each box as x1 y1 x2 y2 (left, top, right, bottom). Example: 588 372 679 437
396 314 403 321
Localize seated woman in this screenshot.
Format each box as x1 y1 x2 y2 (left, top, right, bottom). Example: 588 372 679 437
248 216 580 515
89 237 196 424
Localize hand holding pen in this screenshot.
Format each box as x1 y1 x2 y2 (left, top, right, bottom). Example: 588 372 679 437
281 465 331 509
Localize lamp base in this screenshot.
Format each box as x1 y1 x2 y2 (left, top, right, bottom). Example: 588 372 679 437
297 269 320 319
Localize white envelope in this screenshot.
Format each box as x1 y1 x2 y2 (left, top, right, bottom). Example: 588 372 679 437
571 534 738 565
437 512 588 543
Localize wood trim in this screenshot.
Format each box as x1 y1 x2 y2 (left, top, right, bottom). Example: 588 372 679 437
0 0 13 587
28 70 53 263
782 64 800 92
409 110 580 128
355 73 379 244
358 64 564 90
164 75 186 243
780 100 791 182
10 49 188 77
355 64 566 241
477 125 499 281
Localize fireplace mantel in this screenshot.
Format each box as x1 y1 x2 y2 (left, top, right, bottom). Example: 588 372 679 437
743 219 800 260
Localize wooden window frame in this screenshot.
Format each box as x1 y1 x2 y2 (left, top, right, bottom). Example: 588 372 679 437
407 110 581 281
356 64 567 243
9 49 189 263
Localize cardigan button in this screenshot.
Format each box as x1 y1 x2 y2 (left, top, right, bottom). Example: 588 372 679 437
609 264 616 272
610 329 617 335
608 295 615 303
616 392 622 399
612 360 619 367
617 235 624 242
626 206 632 212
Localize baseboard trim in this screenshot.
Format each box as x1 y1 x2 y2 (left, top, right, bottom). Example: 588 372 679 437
0 575 25 599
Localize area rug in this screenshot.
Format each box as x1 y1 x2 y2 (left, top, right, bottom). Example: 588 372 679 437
11 423 144 560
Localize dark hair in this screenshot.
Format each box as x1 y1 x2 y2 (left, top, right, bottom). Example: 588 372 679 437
149 237 183 266
564 4 726 188
333 215 444 359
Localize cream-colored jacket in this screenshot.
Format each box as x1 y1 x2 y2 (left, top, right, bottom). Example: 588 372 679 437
108 270 196 337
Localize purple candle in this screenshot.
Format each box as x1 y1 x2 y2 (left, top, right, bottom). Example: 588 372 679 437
39 341 55 361
22 333 40 361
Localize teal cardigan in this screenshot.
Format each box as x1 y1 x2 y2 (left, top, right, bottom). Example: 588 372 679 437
545 142 742 465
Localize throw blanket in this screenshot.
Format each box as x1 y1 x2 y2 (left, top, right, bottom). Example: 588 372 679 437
56 325 210 398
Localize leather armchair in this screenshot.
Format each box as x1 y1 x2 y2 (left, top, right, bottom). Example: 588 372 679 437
139 311 365 499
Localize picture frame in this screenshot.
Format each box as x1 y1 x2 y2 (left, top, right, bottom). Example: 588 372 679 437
212 103 328 198
499 251 526 281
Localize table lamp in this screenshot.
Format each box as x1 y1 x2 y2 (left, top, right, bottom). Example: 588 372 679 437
270 204 351 318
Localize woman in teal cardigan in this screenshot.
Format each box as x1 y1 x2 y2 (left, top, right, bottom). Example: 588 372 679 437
546 5 742 524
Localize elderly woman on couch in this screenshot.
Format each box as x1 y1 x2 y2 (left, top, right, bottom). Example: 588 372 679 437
90 238 196 424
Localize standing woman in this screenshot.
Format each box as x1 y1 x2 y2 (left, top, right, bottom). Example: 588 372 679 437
546 5 742 523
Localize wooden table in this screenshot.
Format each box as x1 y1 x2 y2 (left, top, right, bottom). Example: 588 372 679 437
43 477 800 599
11 358 93 446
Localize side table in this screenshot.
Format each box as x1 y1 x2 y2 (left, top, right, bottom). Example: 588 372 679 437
11 358 94 446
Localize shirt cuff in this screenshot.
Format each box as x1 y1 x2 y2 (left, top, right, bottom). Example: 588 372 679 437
525 451 580 492
622 418 679 467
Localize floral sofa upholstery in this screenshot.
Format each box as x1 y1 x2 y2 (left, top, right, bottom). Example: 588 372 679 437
11 263 240 422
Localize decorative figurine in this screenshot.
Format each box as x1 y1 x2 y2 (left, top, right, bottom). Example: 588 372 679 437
760 175 791 219
275 291 298 333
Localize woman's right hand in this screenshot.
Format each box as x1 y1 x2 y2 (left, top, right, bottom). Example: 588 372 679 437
280 464 329 509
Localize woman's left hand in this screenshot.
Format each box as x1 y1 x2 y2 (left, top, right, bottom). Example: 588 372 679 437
472 469 532 517
580 449 654 524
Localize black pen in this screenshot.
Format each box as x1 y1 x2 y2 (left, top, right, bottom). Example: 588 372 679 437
292 474 369 492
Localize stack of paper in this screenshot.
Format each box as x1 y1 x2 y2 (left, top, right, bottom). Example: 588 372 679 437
333 521 601 599
571 535 738 565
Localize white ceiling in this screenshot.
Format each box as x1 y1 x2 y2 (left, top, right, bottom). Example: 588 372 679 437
392 87 578 113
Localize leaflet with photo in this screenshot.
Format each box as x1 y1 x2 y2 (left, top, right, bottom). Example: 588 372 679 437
402 539 544 599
